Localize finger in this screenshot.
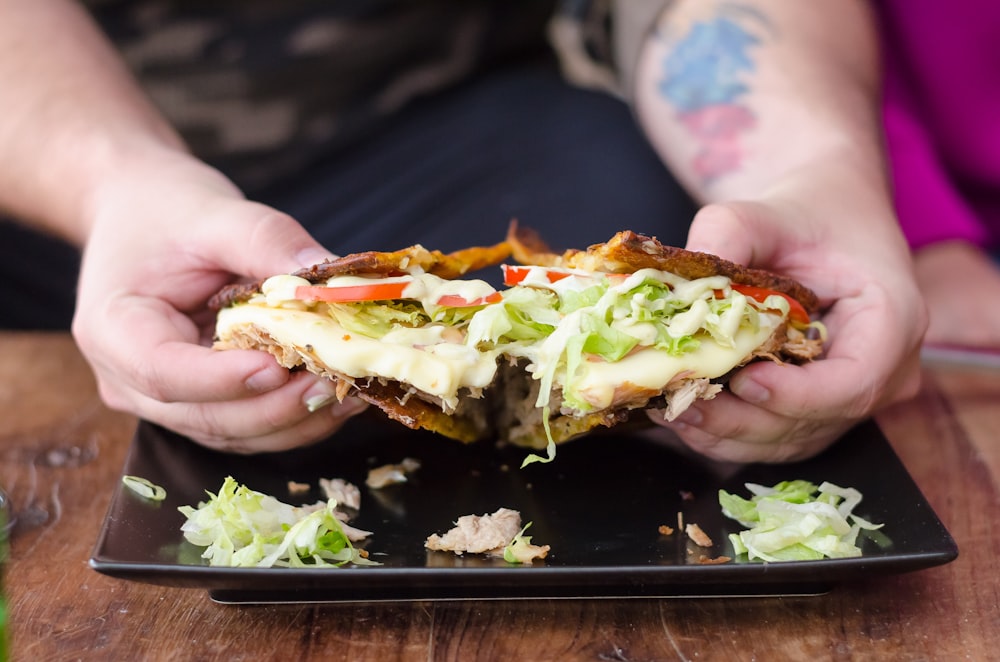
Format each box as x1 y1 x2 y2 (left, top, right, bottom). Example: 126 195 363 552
194 203 337 279
652 390 798 450
129 372 369 453
192 402 364 455
141 345 291 403
648 394 843 463
685 202 759 266
80 294 291 406
728 289 922 422
685 201 824 280
194 400 368 455
668 417 843 463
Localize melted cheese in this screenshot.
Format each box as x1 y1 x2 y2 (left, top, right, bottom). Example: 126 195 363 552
568 315 781 411
216 304 501 409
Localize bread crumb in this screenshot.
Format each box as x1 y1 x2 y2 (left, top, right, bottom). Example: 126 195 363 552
366 457 421 488
287 480 310 496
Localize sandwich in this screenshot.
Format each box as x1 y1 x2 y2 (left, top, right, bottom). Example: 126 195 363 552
211 223 823 456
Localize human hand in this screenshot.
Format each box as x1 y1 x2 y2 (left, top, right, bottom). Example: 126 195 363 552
913 241 1000 348
72 150 367 453
647 169 927 463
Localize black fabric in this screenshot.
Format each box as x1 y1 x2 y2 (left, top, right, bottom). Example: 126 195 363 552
258 62 697 264
0 61 696 330
84 0 559 192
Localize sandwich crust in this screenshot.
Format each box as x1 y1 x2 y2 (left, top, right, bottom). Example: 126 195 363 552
507 221 820 315
210 240 512 311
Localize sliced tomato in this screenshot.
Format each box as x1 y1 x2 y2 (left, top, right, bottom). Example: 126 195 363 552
728 283 811 325
502 264 573 286
435 291 503 307
295 280 411 303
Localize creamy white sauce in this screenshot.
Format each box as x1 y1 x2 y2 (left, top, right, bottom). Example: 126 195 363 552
261 275 313 309
666 299 711 339
517 266 596 293
260 272 498 310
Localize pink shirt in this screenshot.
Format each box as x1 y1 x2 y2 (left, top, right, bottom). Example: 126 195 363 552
877 1 1000 251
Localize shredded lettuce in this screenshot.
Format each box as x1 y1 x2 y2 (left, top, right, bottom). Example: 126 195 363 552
487 271 780 416
325 300 428 339
178 476 379 568
580 313 640 362
477 269 794 468
503 521 546 564
520 406 558 468
465 288 557 348
122 475 166 501
557 284 605 314
719 480 883 562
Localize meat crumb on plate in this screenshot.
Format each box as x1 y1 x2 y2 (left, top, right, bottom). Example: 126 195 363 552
319 478 361 510
425 507 550 563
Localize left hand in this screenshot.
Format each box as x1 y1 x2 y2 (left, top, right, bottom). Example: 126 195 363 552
647 170 927 463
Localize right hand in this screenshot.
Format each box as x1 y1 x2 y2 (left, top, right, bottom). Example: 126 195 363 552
913 240 1000 348
72 148 368 453
647 164 927 463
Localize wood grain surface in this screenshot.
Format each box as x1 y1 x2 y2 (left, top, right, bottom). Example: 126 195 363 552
1 332 998 661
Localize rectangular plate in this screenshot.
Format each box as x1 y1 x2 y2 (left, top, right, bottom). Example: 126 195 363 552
90 416 957 603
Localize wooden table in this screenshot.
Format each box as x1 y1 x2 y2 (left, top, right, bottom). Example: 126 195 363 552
2 332 998 660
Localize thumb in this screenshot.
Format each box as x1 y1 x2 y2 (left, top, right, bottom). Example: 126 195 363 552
684 201 770 267
200 201 338 279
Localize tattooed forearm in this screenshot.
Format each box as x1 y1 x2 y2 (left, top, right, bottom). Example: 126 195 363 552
656 4 772 184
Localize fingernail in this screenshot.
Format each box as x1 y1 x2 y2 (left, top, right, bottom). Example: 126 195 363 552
246 366 287 392
674 406 703 426
733 378 770 404
303 379 338 412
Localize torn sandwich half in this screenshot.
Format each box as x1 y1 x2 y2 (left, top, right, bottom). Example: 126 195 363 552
211 224 824 452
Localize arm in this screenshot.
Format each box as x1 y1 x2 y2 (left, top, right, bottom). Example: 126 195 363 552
0 0 364 452
628 0 927 461
0 0 184 242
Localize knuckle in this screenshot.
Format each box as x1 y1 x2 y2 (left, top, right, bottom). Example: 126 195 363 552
130 362 172 403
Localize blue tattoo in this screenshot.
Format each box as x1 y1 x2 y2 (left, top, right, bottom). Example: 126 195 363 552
657 9 768 182
659 17 760 111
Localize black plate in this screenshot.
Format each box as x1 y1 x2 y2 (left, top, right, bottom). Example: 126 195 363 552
90 415 957 603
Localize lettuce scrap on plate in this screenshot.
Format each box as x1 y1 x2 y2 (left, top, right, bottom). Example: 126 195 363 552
179 476 378 568
719 480 883 562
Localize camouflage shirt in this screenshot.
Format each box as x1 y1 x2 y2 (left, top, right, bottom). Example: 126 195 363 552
83 0 557 191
